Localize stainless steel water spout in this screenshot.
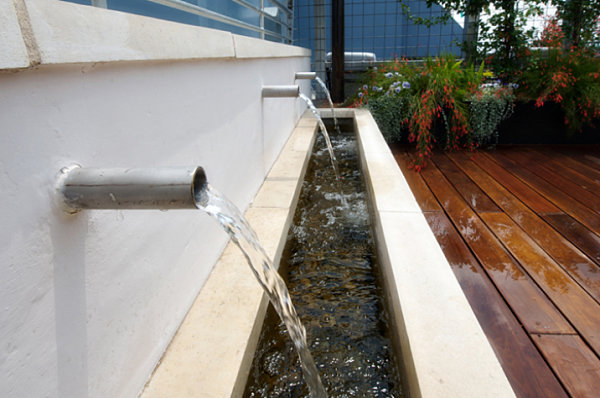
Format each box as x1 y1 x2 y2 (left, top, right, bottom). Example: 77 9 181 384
56 165 207 213
295 72 317 80
261 85 300 98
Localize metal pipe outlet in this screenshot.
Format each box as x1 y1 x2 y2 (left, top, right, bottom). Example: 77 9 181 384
295 72 317 80
261 85 300 98
56 165 207 213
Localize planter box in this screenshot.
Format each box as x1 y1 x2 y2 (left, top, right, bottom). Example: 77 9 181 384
498 101 600 145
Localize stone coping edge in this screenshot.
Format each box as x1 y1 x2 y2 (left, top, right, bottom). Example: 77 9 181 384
352 108 516 398
140 110 318 398
3 0 311 71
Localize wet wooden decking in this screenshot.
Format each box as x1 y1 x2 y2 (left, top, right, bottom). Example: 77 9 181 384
390 144 600 398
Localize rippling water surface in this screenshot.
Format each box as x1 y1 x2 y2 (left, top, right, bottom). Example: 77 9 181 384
244 120 405 398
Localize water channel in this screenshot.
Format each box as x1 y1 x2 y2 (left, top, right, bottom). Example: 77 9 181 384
244 119 405 397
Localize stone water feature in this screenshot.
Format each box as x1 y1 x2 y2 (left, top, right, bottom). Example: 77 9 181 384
138 108 514 398
244 118 405 397
54 110 516 398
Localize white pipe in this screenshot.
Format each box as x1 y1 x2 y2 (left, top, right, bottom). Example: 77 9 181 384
56 165 207 213
295 72 317 80
261 85 300 98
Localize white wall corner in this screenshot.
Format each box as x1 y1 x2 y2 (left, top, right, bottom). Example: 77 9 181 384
1 1 35 69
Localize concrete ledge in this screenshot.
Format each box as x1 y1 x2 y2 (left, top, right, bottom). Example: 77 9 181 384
233 34 310 59
2 0 310 71
140 111 318 398
354 108 516 398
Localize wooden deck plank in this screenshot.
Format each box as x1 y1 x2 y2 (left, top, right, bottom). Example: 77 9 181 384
489 150 600 235
542 214 600 266
559 146 600 171
524 147 600 198
465 151 561 214
448 152 600 304
545 148 600 185
393 146 600 397
502 149 600 214
418 161 575 335
482 212 600 356
424 212 569 398
431 153 502 213
532 334 600 398
390 144 442 212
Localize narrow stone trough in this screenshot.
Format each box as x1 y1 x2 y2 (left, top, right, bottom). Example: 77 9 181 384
141 108 515 398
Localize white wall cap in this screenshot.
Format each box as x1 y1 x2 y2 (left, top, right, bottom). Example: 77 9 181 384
233 34 310 59
24 0 236 65
7 0 310 69
0 1 31 69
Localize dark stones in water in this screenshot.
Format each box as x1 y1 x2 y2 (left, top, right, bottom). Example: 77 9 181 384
244 122 405 398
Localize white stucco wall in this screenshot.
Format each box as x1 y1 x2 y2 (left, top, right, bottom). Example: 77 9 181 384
0 1 310 397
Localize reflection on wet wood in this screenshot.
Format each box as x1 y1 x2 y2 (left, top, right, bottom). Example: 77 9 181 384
556 146 600 173
542 214 600 266
464 151 561 213
390 144 441 212
524 147 600 198
432 153 501 213
482 212 600 356
391 145 600 397
418 160 574 334
425 212 569 398
502 149 600 215
447 152 600 304
532 334 600 398
545 148 600 183
492 150 600 235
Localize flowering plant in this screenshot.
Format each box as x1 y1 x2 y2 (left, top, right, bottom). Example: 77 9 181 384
520 36 600 133
351 55 492 170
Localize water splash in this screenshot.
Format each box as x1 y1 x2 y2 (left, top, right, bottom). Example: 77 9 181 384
245 130 404 398
314 77 339 134
196 184 328 398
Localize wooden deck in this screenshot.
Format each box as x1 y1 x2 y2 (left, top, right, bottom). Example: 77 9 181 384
390 144 600 398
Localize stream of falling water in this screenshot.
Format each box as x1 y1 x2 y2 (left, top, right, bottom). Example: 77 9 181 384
314 77 339 134
195 185 328 398
298 93 340 182
298 93 347 208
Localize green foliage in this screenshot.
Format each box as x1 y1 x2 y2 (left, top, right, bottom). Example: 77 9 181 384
351 55 502 170
366 95 411 142
405 55 483 166
551 0 600 49
519 47 600 133
478 1 544 79
468 86 515 147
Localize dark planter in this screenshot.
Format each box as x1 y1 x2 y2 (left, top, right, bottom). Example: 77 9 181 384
497 101 600 144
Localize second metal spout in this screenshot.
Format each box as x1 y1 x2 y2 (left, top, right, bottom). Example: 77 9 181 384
261 85 300 98
295 72 317 80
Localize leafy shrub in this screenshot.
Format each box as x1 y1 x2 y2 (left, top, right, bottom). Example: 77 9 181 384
351 55 488 169
468 85 515 147
366 94 410 142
